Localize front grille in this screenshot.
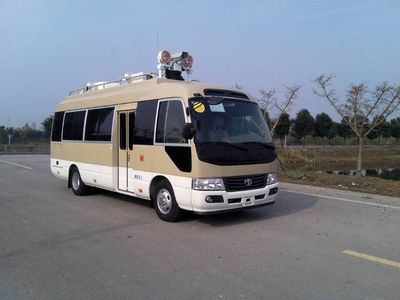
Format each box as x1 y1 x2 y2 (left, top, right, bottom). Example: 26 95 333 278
224 174 267 192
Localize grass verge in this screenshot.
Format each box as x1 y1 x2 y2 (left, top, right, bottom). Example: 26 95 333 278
277 146 400 198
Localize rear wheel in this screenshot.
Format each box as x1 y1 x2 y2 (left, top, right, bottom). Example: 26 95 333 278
70 167 88 196
153 179 182 222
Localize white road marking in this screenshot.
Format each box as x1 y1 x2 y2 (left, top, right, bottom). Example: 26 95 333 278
0 159 33 170
280 189 400 210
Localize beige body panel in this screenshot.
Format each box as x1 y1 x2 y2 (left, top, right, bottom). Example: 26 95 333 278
51 142 113 166
51 142 276 178
56 78 251 112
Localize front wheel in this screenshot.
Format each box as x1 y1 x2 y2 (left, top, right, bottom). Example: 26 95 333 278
70 167 88 196
153 179 182 222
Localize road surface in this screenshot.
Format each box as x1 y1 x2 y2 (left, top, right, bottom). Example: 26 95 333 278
0 155 399 299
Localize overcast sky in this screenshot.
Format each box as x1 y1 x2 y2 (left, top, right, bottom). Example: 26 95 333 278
1 0 399 128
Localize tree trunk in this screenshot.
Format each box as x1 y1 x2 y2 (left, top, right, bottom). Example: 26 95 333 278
357 136 363 177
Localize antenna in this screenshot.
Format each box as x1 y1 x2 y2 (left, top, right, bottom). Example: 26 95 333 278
156 28 159 56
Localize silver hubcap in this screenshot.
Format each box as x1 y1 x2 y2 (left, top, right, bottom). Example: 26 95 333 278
72 172 80 191
157 188 172 214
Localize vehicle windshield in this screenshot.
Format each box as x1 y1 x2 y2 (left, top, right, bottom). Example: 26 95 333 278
189 97 273 144
189 97 276 165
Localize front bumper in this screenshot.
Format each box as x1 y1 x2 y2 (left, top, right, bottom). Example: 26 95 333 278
190 182 278 213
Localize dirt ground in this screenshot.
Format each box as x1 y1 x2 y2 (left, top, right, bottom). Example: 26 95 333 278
277 146 400 197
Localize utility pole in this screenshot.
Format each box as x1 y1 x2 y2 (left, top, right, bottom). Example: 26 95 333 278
7 117 12 145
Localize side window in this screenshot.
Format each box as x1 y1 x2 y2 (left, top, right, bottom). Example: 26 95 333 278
51 111 64 142
155 102 167 143
156 100 187 144
128 112 135 150
134 100 158 145
119 113 126 149
63 111 86 141
85 107 114 141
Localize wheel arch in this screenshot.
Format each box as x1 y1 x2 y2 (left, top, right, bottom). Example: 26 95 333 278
68 164 78 188
149 175 170 202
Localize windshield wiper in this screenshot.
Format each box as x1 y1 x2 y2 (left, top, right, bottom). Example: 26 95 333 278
202 142 247 151
241 142 276 150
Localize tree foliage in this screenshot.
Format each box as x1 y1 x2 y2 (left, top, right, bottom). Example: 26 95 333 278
293 109 315 143
314 112 333 138
42 115 53 138
274 112 290 147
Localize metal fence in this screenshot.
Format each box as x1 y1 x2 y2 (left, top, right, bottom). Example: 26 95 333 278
0 144 50 155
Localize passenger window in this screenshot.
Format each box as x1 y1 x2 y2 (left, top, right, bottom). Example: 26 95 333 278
62 111 86 140
51 111 64 142
156 100 187 144
119 113 126 149
156 102 168 143
134 100 158 145
128 112 135 150
85 107 114 141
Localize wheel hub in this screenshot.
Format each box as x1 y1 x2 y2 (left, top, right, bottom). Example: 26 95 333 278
157 189 172 214
72 172 80 190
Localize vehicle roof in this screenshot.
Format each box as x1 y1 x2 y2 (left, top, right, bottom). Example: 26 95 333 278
56 78 253 112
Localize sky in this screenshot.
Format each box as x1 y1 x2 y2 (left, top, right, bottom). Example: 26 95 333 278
0 0 399 128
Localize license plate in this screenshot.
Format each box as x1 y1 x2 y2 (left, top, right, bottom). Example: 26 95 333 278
241 196 255 207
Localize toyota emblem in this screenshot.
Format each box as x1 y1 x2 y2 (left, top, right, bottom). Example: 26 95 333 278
244 178 252 186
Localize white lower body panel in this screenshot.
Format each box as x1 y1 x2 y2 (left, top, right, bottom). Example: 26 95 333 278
191 183 278 213
50 158 277 213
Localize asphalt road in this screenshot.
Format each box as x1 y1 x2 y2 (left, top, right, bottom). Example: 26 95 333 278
0 155 399 300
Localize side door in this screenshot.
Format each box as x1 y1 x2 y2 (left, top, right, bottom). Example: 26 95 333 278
118 110 136 192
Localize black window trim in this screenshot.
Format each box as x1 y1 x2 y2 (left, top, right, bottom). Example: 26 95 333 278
83 106 115 144
51 111 65 143
61 105 115 143
62 109 87 142
153 97 190 147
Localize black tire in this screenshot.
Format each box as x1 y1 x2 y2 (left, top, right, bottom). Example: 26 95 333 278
70 167 88 196
153 179 182 222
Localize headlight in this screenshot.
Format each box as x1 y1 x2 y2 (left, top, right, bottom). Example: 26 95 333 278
192 178 225 191
266 173 277 185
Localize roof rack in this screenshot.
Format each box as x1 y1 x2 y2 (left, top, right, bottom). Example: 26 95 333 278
69 72 154 96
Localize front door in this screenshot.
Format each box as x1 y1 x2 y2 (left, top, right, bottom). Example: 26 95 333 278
118 110 136 192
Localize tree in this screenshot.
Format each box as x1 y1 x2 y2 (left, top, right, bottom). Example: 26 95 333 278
274 112 290 147
263 110 272 128
327 122 338 143
19 123 32 141
0 126 5 144
257 85 300 134
380 121 392 139
367 118 391 141
337 118 353 140
293 109 315 145
258 88 276 123
314 112 333 145
42 115 53 138
390 118 400 139
313 74 400 175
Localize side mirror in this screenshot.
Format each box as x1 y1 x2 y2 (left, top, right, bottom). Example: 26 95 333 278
183 123 197 140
